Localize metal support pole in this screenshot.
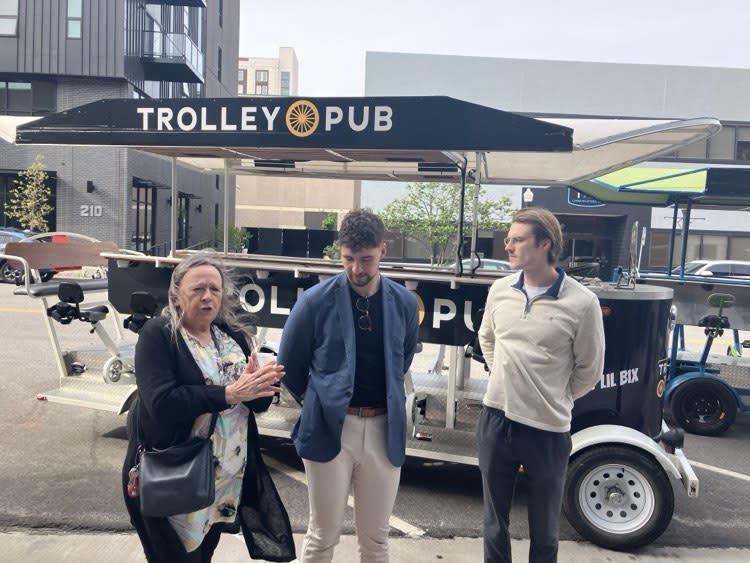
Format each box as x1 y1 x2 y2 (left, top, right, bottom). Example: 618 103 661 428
169 157 177 258
678 200 693 276
454 164 467 274
223 159 230 255
469 153 482 270
446 346 459 429
667 202 679 276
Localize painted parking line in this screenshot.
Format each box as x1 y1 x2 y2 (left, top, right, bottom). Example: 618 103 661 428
688 460 750 483
0 306 41 314
263 456 427 538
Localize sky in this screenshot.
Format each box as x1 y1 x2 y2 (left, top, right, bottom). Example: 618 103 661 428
239 0 749 97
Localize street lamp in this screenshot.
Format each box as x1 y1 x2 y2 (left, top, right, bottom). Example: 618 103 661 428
522 187 534 208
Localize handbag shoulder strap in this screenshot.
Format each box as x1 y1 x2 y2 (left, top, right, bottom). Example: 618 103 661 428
206 412 219 438
134 396 219 447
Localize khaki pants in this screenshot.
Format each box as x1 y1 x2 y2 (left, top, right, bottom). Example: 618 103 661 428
300 414 401 563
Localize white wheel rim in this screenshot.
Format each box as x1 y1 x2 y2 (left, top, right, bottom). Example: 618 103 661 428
577 462 655 535
103 358 123 383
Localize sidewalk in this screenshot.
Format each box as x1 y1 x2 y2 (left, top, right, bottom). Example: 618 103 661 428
2 531 749 562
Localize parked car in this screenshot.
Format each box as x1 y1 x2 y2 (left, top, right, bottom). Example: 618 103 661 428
0 227 33 283
0 230 91 284
455 258 511 272
672 260 750 279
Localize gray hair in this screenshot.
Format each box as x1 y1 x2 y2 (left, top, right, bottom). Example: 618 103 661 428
162 251 256 347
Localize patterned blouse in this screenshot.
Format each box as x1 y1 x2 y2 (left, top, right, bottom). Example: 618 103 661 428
168 325 251 553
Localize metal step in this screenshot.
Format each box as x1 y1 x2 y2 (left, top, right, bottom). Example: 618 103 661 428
38 376 136 413
676 351 750 388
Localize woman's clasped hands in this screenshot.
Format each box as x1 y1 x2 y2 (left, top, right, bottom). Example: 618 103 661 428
225 352 284 405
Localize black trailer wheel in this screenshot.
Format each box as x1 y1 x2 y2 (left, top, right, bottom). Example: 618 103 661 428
0 261 21 284
670 378 737 436
563 446 674 550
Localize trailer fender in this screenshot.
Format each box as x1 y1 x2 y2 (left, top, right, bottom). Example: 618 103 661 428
664 372 740 407
118 387 138 415
571 424 683 483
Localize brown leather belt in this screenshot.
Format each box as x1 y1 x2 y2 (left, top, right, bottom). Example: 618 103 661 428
347 406 387 417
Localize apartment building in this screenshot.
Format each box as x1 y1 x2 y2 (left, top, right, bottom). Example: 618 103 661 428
0 0 239 252
235 46 360 234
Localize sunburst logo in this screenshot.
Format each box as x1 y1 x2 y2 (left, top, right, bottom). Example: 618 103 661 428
285 100 319 137
656 378 666 398
413 292 426 325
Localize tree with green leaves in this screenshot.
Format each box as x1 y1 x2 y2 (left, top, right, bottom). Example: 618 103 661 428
212 224 250 252
4 154 53 232
321 211 337 230
380 182 514 265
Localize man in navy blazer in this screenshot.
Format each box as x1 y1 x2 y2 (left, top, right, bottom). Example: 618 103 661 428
279 209 419 563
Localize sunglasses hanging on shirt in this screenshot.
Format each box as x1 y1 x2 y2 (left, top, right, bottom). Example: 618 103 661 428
355 297 373 331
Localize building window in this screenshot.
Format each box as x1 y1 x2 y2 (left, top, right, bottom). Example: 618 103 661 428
736 141 750 161
0 80 56 115
219 0 223 27
280 71 290 96
648 231 742 268
729 236 750 261
0 0 18 36
255 70 268 95
237 68 246 94
217 47 222 82
67 0 82 39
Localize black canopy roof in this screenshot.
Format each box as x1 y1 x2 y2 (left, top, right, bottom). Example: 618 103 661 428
13 96 720 186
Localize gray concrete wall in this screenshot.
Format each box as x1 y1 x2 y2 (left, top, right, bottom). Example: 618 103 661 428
365 52 750 121
205 0 239 97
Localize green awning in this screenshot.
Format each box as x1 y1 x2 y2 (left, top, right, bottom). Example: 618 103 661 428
572 167 708 206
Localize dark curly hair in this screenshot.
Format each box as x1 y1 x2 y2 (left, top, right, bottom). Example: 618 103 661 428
338 208 385 251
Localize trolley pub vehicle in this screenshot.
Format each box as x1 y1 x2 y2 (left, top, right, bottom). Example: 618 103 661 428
0 96 731 550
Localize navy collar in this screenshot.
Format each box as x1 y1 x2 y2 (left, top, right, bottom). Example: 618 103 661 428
512 267 565 299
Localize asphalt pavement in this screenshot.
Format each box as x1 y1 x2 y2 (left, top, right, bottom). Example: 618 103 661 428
2 282 750 562
2 531 750 562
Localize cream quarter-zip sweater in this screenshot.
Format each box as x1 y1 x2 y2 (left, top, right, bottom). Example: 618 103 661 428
478 269 605 432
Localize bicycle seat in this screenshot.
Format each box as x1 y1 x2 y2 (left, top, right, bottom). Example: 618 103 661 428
79 305 109 323
698 314 730 329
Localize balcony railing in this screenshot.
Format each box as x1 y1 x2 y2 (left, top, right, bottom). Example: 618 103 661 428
145 1 206 7
141 30 204 83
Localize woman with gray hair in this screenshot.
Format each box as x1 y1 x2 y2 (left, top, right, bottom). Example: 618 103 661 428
122 252 295 562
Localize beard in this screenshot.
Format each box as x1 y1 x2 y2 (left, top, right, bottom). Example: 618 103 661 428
347 271 373 288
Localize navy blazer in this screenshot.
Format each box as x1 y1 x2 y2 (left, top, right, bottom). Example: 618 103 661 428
278 272 419 467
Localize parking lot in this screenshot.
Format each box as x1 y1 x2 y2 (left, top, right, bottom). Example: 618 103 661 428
0 281 749 551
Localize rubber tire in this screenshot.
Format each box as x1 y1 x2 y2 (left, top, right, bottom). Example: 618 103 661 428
0 261 21 284
563 446 674 551
670 378 737 436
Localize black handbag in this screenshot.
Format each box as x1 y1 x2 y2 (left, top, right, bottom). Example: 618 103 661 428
138 412 218 518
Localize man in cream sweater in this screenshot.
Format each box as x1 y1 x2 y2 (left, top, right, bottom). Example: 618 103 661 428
477 207 605 563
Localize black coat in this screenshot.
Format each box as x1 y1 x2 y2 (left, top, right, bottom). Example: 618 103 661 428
122 316 295 562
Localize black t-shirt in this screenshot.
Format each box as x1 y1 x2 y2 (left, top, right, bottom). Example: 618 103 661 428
349 285 387 408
